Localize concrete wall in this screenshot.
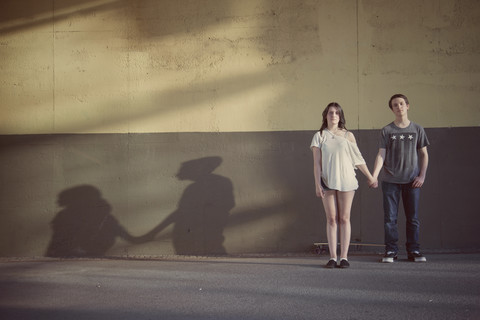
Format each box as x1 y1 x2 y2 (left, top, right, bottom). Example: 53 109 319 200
1 0 479 257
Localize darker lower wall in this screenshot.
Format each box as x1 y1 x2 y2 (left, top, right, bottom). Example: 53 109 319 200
0 127 478 257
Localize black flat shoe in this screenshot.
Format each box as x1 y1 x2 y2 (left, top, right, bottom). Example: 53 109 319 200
339 259 350 268
325 259 337 268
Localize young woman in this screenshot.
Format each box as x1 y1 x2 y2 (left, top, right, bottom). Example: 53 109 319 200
310 102 376 268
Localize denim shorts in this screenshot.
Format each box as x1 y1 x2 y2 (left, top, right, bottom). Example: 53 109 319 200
321 179 333 191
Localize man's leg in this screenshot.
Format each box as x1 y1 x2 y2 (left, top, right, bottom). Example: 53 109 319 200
402 183 425 261
382 181 400 254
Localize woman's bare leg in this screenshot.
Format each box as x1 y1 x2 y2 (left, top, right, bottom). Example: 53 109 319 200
337 191 355 260
322 190 338 260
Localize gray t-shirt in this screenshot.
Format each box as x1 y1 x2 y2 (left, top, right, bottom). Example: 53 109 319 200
379 121 430 184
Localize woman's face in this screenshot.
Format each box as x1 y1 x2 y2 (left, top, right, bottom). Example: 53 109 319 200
326 106 341 126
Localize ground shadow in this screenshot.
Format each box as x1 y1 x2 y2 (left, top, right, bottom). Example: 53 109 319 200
45 185 139 257
143 156 235 255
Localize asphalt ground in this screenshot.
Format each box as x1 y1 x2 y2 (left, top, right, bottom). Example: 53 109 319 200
0 253 479 320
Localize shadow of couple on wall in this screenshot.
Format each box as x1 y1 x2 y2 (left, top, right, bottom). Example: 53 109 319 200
46 156 234 258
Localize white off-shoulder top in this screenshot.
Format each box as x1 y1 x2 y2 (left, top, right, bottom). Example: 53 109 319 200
310 130 366 192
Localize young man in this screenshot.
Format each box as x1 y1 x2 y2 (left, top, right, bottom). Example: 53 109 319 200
372 94 429 263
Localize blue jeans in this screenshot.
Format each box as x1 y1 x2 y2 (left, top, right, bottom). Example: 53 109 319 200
382 181 421 253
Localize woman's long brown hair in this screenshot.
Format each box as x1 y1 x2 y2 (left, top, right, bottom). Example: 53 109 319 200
319 102 347 133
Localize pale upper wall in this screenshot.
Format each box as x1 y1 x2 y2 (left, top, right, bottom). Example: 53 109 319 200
358 0 480 129
1 0 479 134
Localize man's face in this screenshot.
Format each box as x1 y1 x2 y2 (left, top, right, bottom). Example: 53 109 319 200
390 97 409 116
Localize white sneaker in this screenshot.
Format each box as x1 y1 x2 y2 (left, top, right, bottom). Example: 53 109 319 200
408 251 427 262
382 251 398 263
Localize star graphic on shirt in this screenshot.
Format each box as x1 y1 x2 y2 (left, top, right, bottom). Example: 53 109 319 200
408 135 414 140
391 135 397 140
400 135 405 140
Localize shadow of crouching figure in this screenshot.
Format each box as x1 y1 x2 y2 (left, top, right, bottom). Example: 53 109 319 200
46 185 139 258
142 157 235 255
